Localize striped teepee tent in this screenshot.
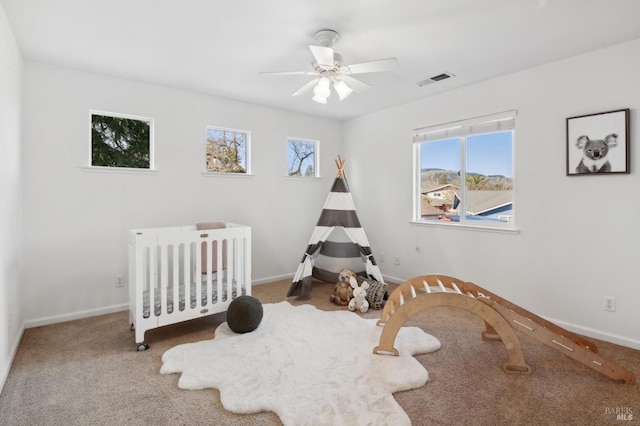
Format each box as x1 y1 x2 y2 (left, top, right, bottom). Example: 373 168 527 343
287 156 384 297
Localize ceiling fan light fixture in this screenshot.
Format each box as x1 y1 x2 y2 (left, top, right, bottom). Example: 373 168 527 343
312 94 328 104
333 79 353 101
312 77 331 103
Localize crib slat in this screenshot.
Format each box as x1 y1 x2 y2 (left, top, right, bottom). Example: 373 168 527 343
216 238 224 302
183 242 191 312
195 241 203 311
149 245 158 317
172 243 180 314
205 239 214 307
160 244 169 316
243 227 252 296
142 246 149 316
225 237 232 301
236 236 243 295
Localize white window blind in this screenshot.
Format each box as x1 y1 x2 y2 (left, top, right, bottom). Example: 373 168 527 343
413 110 516 143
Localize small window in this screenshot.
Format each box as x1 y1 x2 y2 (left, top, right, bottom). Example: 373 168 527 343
287 138 319 177
90 111 153 169
413 111 515 229
206 126 251 174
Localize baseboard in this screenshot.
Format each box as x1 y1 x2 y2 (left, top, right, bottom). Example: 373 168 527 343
252 273 294 285
381 274 406 284
544 317 640 350
0 323 25 395
24 303 129 329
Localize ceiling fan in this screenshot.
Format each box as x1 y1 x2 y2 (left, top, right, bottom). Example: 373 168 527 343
262 29 399 104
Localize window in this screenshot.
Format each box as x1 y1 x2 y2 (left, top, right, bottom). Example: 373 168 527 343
287 138 319 177
413 111 515 229
90 111 153 169
206 126 251 174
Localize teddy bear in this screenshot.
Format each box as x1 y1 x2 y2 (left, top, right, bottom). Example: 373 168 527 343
347 276 369 313
329 268 356 306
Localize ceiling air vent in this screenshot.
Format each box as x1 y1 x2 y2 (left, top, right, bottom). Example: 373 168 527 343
417 72 455 87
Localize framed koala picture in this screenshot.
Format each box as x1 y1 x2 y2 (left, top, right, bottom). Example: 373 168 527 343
566 109 630 175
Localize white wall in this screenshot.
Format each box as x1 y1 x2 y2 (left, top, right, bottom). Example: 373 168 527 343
21 62 342 325
343 39 640 348
0 1 23 390
13 29 640 359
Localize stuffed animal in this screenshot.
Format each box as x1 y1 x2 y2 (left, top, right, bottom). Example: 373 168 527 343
329 268 356 306
347 276 370 313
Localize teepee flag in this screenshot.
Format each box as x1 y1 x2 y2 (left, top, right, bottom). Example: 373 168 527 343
287 156 384 297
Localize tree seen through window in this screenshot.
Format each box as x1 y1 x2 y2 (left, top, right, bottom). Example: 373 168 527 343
287 138 317 177
91 113 151 168
206 127 248 173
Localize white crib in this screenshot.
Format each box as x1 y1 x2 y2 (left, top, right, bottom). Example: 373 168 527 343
128 223 251 350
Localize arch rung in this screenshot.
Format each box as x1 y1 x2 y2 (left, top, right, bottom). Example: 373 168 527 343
513 319 534 331
552 339 574 352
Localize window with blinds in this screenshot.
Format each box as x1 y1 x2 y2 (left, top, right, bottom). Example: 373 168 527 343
413 111 516 229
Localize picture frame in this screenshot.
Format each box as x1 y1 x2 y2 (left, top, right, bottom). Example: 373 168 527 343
566 108 630 175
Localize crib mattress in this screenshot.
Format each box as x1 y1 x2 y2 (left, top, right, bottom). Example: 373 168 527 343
142 279 244 318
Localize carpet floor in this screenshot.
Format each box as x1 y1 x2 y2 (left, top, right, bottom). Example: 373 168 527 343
0 279 638 425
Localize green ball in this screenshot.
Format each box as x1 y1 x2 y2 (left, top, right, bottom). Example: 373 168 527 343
227 295 263 333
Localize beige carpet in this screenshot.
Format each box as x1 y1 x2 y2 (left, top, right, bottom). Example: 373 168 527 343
0 279 638 425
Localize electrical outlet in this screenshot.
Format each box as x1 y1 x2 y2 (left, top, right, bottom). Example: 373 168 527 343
394 256 400 265
604 296 616 312
116 275 125 287
379 253 384 263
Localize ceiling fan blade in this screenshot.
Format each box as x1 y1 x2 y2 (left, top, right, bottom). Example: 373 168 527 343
309 45 334 69
291 78 320 96
346 57 399 74
340 75 370 93
260 70 319 76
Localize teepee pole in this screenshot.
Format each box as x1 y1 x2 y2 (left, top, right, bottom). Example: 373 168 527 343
335 155 346 178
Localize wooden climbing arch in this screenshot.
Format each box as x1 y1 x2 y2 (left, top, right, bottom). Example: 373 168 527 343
373 275 635 384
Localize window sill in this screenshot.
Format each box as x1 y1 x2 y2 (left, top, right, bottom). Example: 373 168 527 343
81 166 159 175
410 220 520 235
284 176 323 181
201 172 255 178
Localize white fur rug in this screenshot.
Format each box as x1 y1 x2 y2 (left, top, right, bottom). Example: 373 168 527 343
161 302 440 425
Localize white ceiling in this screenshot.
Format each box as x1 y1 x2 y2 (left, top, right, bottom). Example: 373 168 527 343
3 0 640 120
